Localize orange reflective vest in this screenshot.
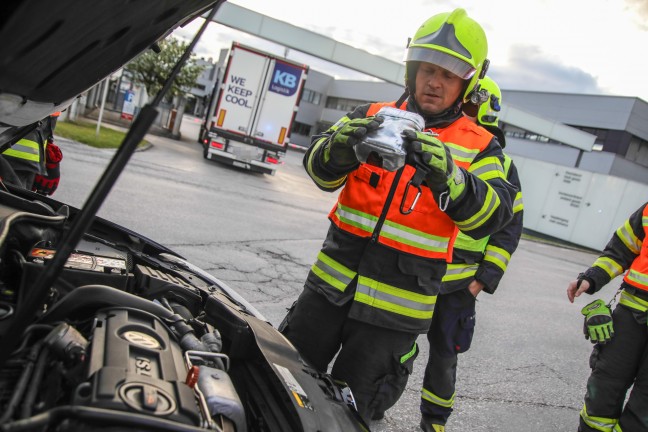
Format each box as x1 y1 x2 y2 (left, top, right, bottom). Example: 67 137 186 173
328 101 493 260
624 204 648 291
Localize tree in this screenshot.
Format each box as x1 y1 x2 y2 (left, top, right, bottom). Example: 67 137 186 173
126 37 205 100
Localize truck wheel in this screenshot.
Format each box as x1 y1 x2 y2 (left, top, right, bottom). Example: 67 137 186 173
203 144 209 159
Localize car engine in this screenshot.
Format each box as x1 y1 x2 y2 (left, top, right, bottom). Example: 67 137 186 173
0 192 365 432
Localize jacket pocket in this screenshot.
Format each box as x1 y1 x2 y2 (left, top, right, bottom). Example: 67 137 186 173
397 253 445 292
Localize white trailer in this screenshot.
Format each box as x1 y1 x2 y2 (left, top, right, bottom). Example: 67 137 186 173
202 42 308 175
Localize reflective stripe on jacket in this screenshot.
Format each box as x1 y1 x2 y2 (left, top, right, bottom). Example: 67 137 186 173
2 127 46 174
441 153 523 290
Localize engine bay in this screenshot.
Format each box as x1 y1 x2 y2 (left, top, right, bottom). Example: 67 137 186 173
0 192 365 432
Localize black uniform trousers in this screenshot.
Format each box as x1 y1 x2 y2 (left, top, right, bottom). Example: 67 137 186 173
420 287 477 423
280 287 419 424
579 303 648 432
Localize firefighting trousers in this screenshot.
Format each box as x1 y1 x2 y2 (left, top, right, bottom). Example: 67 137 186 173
579 303 648 432
420 288 477 424
279 287 419 424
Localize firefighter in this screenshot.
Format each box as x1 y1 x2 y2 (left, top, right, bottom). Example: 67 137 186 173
414 76 524 432
279 9 518 425
1 112 62 194
567 201 648 432
2 121 48 190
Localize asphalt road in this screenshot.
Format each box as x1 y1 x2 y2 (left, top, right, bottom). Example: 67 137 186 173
53 115 613 432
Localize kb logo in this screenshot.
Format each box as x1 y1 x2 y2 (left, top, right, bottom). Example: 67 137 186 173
269 62 303 97
273 70 297 89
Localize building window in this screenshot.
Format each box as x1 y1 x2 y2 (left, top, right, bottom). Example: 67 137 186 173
325 97 369 112
502 124 556 144
626 136 648 167
292 121 312 136
575 126 607 145
301 89 322 105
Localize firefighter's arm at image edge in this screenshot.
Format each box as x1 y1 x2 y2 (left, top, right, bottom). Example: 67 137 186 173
581 203 647 294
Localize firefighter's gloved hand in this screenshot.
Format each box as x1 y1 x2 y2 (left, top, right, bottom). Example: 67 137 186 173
581 299 614 344
32 142 62 196
403 130 465 198
326 116 383 168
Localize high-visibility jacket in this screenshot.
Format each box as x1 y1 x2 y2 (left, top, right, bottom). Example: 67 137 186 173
581 202 648 312
303 101 518 332
2 127 46 175
330 102 492 260
623 204 648 291
441 153 524 294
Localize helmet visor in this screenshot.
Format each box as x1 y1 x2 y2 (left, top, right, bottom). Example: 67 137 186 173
407 47 475 79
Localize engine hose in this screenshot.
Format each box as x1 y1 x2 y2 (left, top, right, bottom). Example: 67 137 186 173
0 405 221 432
39 286 209 355
19 345 49 418
0 342 42 424
39 285 174 323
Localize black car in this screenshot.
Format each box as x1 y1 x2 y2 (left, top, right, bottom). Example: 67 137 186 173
0 1 367 431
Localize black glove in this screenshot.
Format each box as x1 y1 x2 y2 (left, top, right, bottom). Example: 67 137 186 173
326 116 383 168
33 142 62 196
581 299 614 344
402 130 465 198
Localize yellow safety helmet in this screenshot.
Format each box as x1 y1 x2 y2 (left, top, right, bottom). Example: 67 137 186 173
477 76 501 127
406 8 489 104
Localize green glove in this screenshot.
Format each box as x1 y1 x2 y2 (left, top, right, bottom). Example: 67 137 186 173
581 299 614 344
326 116 383 168
403 130 465 199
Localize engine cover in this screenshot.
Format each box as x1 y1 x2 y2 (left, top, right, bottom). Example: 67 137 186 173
73 308 201 425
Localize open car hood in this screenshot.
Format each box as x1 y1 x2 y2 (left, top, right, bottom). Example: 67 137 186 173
0 0 215 146
0 2 369 431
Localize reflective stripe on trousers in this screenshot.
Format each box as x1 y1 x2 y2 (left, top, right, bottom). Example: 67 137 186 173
421 387 455 408
580 404 619 432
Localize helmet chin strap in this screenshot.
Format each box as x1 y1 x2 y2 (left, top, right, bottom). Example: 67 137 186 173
407 92 463 128
395 88 409 108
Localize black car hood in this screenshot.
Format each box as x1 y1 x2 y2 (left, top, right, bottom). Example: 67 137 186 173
0 0 217 146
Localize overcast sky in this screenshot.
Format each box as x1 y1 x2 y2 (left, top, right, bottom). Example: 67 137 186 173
172 0 648 102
